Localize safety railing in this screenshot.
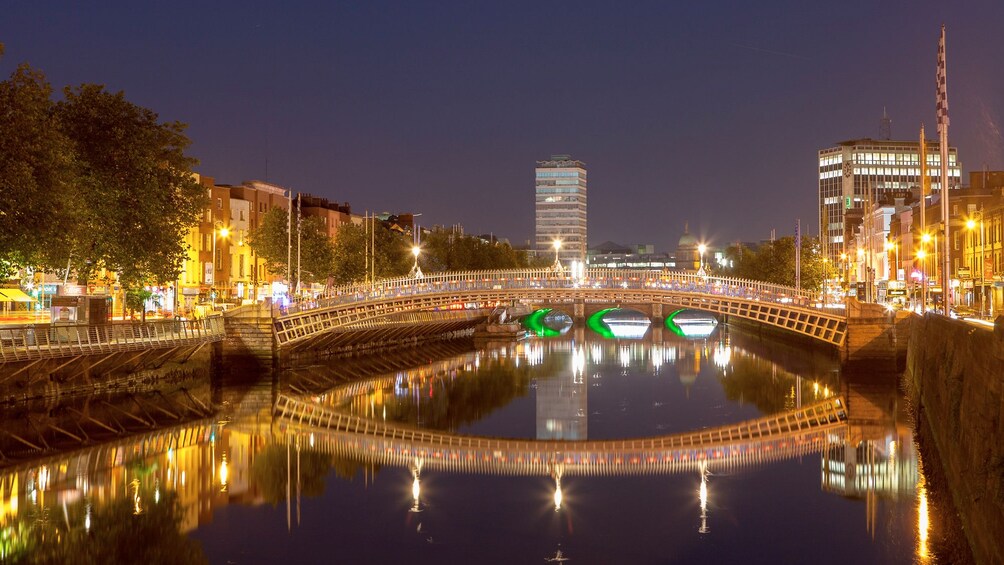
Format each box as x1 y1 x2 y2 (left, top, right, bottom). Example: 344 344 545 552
277 268 823 318
0 316 226 363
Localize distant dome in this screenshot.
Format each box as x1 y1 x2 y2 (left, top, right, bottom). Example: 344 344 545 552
678 222 697 249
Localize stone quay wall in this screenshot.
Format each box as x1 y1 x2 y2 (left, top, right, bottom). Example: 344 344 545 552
905 315 1004 565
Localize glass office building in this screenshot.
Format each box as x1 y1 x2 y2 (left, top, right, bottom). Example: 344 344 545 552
535 155 588 265
818 138 960 261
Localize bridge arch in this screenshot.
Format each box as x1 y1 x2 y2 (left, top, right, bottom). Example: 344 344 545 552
273 269 846 350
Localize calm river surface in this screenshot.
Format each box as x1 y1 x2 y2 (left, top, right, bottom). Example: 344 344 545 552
1 324 944 564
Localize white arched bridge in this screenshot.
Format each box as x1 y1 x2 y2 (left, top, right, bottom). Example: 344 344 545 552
273 269 847 350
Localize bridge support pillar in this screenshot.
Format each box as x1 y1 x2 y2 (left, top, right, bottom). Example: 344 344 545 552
651 303 664 325
842 298 910 369
573 300 585 323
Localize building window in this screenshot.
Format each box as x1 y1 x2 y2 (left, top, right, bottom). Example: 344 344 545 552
217 198 223 210
240 210 245 221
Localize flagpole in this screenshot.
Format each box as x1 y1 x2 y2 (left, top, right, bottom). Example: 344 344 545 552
919 124 927 311
937 24 951 316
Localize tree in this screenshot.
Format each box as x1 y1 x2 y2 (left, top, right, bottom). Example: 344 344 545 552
420 229 532 272
0 64 81 278
54 84 206 289
330 222 410 285
722 236 826 290
246 207 338 290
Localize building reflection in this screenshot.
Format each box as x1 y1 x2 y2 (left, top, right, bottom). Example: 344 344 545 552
0 330 924 560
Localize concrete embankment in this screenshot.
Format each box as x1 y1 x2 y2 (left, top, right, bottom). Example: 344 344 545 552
905 315 1004 565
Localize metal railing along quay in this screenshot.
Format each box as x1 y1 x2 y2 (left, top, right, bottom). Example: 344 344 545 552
0 316 225 363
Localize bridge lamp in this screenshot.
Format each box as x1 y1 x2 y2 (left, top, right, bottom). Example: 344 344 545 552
410 245 424 279
697 243 707 276
552 239 563 272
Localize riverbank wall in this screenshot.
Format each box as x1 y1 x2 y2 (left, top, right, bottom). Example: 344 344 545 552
905 315 1004 565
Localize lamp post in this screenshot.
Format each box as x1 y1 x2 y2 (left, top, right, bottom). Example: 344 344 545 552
966 211 986 318
210 224 230 306
410 245 423 279
840 252 848 296
697 243 707 276
552 239 563 272
917 248 928 312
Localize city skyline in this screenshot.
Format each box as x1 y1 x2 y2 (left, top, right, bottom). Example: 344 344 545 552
4 1 1004 249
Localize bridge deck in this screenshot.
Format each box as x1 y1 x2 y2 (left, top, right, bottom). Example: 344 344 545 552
273 269 847 349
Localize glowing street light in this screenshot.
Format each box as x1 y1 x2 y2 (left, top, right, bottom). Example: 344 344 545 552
211 224 231 306
552 239 563 272
697 243 707 277
410 245 424 279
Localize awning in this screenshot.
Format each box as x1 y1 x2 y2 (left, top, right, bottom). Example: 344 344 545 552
0 289 35 302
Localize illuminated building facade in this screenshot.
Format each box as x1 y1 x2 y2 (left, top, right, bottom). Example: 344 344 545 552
818 138 960 261
535 155 587 265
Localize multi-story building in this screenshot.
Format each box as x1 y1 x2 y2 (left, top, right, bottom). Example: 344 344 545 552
299 194 353 239
535 155 587 265
818 138 961 262
178 178 290 313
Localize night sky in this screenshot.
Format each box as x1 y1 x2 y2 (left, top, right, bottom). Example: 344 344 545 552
4 1 1004 250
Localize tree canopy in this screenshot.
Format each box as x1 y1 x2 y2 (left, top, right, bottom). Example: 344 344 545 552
56 84 205 286
246 207 337 289
721 236 827 290
0 64 80 278
0 63 206 287
420 228 534 272
330 221 411 285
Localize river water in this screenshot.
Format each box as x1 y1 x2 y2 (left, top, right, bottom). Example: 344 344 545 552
1 323 944 564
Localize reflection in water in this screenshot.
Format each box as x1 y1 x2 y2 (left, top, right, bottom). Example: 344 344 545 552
698 463 710 534
0 327 937 562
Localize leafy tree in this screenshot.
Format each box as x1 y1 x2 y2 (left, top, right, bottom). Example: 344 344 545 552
420 228 532 272
722 236 826 290
0 64 81 278
246 207 338 289
330 222 411 285
55 84 206 289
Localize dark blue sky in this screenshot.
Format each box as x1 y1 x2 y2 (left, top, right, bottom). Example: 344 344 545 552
4 1 1004 250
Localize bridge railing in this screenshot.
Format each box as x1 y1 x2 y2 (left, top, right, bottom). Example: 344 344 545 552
0 316 225 363
278 268 822 317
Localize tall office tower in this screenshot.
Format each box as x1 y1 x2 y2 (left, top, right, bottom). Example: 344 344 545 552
535 155 588 265
818 138 960 261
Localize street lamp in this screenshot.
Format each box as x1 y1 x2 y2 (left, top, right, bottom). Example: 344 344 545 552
840 252 849 295
211 224 230 306
917 248 928 312
884 240 899 282
966 211 986 318
697 243 707 276
552 239 563 272
410 245 424 279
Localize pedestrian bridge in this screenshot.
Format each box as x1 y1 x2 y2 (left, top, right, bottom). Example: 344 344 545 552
274 393 847 476
274 269 847 350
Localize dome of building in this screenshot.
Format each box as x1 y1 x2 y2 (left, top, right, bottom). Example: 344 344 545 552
677 222 697 249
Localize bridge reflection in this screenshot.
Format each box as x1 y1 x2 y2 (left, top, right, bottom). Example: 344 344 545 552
0 333 921 561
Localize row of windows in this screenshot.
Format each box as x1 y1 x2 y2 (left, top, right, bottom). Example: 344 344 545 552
819 151 958 168
536 186 585 193
535 171 583 178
